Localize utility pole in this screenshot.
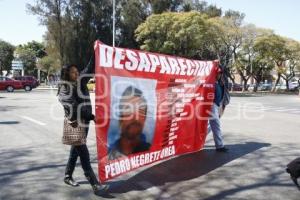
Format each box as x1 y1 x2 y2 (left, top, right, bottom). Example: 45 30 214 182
112 0 115 47
250 60 253 84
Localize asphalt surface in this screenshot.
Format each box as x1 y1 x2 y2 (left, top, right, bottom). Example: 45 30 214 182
0 90 299 200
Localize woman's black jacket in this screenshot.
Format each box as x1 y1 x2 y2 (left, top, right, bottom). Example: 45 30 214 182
58 59 95 123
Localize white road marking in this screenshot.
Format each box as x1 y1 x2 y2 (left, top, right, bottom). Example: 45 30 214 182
274 108 298 112
21 116 46 126
290 110 300 114
260 107 276 111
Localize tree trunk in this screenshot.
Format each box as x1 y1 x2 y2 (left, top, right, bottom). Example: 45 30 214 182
253 77 261 92
243 79 249 91
285 79 289 91
253 68 263 92
298 80 300 96
272 73 281 92
253 80 258 92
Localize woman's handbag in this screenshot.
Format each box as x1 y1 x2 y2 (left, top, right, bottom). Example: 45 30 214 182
62 118 86 145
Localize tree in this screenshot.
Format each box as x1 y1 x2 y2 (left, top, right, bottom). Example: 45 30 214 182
204 4 222 17
28 0 115 69
27 0 67 63
180 0 222 17
135 12 211 58
15 41 45 76
207 11 245 84
37 55 60 77
15 47 37 76
252 34 291 92
118 0 149 49
251 57 273 92
0 40 15 76
280 39 300 90
234 25 273 91
254 34 290 91
149 0 182 14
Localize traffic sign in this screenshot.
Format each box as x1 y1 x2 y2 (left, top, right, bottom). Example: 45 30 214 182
12 60 24 70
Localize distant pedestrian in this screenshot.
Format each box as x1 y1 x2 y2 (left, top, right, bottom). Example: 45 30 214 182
57 54 109 195
206 66 230 152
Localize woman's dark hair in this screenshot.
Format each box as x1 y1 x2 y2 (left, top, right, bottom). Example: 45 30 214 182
60 64 79 81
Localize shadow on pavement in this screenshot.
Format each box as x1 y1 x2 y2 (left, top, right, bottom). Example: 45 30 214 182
108 142 271 194
0 106 30 112
0 121 20 125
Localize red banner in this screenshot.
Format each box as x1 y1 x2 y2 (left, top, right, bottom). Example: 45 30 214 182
94 40 218 182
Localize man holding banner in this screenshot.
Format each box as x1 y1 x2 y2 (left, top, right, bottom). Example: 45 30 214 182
207 67 230 152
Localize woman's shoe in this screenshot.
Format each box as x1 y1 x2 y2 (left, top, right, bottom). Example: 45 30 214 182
85 170 109 195
216 147 229 152
64 176 80 187
92 184 109 195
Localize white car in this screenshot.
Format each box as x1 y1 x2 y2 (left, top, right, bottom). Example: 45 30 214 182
289 81 299 90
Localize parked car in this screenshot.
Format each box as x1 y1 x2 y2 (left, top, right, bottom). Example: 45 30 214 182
13 76 39 91
0 76 23 92
228 83 243 91
258 83 272 91
289 81 299 91
248 84 255 91
275 82 299 91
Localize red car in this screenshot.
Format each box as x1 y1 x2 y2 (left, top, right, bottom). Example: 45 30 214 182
0 76 23 92
13 76 39 91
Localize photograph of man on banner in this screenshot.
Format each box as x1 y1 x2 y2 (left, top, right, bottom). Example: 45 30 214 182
107 76 157 160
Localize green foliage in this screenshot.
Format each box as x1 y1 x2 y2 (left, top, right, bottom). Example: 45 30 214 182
136 12 210 58
149 0 182 14
181 0 222 17
15 41 45 75
28 0 114 68
26 0 300 88
15 47 36 75
119 0 149 48
37 55 60 75
0 40 15 75
254 34 289 66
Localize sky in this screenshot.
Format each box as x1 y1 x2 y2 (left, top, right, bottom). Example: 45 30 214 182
0 0 46 45
0 0 300 46
205 0 300 42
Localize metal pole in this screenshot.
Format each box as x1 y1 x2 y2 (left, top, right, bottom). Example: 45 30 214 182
250 59 253 84
113 0 115 47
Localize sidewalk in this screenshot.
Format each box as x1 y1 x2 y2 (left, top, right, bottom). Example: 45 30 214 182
35 86 96 93
230 91 300 97
35 86 58 90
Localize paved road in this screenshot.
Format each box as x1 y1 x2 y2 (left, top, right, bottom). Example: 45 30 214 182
0 90 299 200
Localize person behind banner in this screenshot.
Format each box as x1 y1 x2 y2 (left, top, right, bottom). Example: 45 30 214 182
57 55 109 195
206 66 230 152
108 86 151 160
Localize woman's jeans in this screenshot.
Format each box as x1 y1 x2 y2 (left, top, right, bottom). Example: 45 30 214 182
65 123 94 177
65 144 93 176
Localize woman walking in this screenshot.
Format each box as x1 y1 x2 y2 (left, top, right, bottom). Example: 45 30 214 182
57 56 108 195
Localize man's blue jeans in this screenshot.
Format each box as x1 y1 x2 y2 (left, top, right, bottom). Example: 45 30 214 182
207 103 224 149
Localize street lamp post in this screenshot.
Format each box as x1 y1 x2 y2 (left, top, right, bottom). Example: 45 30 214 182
112 0 115 47
250 60 253 84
